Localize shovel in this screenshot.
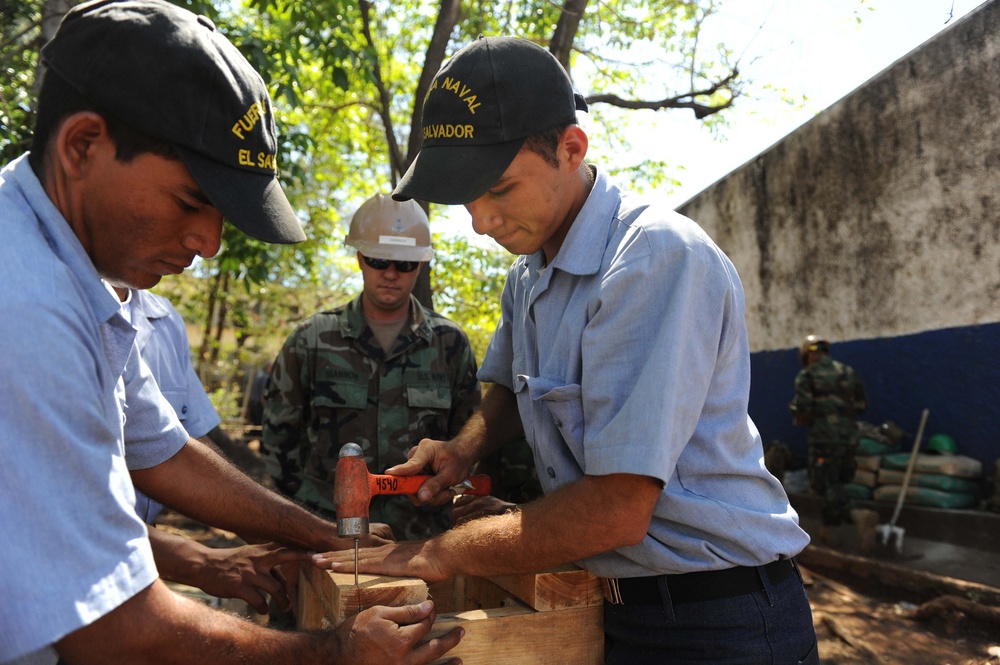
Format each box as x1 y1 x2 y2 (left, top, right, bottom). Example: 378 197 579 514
875 408 929 554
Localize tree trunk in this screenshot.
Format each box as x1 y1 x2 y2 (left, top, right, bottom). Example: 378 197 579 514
413 261 433 309
209 270 230 366
550 0 588 73
198 269 223 374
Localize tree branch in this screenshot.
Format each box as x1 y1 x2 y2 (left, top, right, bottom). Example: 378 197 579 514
586 67 739 119
358 0 405 183
549 0 588 72
0 17 41 54
405 0 461 173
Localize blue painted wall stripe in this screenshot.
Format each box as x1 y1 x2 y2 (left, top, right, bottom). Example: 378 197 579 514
749 323 1000 472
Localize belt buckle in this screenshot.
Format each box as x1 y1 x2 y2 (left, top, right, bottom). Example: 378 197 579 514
601 577 624 604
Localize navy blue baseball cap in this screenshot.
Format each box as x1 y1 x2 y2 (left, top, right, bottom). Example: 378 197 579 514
41 0 306 244
393 36 588 205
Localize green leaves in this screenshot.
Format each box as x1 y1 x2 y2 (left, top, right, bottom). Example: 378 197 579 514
3 0 775 401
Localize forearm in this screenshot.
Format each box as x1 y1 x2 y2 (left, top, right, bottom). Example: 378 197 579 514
453 383 524 464
148 526 211 588
132 439 344 551
420 473 661 580
57 580 328 665
319 474 659 581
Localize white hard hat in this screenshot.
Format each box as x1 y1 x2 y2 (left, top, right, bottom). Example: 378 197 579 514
345 194 433 261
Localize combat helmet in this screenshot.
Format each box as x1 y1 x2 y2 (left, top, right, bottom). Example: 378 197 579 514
798 334 830 367
345 194 433 261
925 434 957 455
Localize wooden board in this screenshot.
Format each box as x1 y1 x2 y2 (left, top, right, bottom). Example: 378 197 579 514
487 564 603 611
427 603 603 665
298 567 428 629
298 565 604 664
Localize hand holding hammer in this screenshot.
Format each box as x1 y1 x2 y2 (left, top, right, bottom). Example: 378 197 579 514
334 442 492 539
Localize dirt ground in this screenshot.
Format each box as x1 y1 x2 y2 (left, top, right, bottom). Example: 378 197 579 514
802 563 999 665
160 438 1000 663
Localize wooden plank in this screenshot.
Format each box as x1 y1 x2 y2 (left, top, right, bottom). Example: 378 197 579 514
299 567 428 628
487 565 603 611
298 569 606 664
796 545 1000 605
297 564 332 629
426 603 604 665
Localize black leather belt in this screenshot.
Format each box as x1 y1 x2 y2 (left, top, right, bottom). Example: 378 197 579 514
603 558 796 605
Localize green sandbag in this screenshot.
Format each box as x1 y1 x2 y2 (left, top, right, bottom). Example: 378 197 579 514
877 468 979 494
858 437 898 455
880 453 982 478
873 484 977 509
843 483 874 500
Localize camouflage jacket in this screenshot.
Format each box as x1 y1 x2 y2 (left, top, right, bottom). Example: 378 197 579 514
261 294 481 536
790 356 867 447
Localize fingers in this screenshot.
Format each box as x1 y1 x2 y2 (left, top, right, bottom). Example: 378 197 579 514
387 438 437 474
373 602 463 665
378 599 436 626
411 627 465 665
410 627 465 665
387 439 475 504
261 546 314 566
370 522 396 541
239 587 270 615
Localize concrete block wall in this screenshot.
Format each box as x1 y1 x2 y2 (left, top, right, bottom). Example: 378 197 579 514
677 1 1000 470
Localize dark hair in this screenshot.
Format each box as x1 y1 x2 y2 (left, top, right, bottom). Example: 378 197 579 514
28 69 176 172
522 121 576 169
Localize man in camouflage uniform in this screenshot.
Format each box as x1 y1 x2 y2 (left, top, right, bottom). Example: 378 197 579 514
261 194 481 541
789 334 878 552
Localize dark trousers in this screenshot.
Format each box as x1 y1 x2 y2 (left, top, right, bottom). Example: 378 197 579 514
604 561 818 664
809 444 858 525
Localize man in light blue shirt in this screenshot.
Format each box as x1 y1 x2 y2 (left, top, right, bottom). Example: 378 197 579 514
316 36 817 664
117 287 221 522
0 2 461 664
113 285 312 615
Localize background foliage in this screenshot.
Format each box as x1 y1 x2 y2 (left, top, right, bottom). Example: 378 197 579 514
1 0 783 421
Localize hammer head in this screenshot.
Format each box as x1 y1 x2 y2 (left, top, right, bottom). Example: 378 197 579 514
334 442 370 538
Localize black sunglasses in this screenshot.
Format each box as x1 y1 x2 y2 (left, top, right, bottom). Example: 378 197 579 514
362 255 420 273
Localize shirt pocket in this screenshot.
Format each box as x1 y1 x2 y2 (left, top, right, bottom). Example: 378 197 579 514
406 378 453 440
523 376 585 463
311 382 368 438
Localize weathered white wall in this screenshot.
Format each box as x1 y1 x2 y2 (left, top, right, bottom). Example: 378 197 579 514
675 1 1000 468
679 0 1000 353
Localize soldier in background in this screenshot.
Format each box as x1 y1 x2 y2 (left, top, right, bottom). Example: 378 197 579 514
261 194 481 540
790 334 878 553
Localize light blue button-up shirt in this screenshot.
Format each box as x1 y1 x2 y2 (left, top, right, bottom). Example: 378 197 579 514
121 288 221 523
479 169 809 579
0 154 189 664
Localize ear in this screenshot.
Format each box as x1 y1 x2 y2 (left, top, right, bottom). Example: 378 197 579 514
559 125 589 172
53 112 111 179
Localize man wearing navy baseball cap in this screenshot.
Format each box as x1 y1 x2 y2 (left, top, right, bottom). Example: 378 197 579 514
322 36 820 664
0 1 461 663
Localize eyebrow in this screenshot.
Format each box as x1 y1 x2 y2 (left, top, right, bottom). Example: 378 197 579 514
183 185 214 206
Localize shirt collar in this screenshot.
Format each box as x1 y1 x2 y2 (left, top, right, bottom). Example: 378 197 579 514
541 167 621 277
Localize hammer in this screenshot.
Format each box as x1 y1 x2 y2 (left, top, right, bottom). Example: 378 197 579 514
334 442 492 603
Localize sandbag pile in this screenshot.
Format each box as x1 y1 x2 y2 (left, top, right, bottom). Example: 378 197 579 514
844 423 982 510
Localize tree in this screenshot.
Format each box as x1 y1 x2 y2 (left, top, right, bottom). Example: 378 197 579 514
1 0 765 409
430 233 514 360
243 0 746 306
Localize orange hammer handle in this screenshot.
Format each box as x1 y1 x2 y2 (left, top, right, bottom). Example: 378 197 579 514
369 473 491 497
335 442 492 538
